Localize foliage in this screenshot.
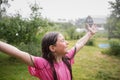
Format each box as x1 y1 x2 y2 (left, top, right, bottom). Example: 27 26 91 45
86 38 95 46
0 0 11 19
0 1 51 45
102 39 120 56
109 0 120 19
0 0 55 56
109 39 120 55
54 22 84 40
73 31 85 40
29 1 43 19
0 15 51 55
17 42 41 56
106 0 120 39
94 32 108 38
0 15 22 44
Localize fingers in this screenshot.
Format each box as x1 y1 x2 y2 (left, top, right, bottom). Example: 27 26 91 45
86 23 97 35
92 24 97 29
93 24 97 32
86 23 91 31
92 24 97 34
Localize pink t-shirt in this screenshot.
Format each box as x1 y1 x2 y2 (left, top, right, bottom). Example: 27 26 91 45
28 48 75 80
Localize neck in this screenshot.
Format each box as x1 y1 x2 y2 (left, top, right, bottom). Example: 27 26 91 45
55 55 63 63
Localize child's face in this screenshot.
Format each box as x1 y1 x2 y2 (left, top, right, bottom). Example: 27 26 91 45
54 33 68 56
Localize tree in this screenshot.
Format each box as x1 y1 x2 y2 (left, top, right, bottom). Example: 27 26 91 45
0 0 12 20
109 0 120 19
107 0 120 39
0 13 26 44
0 1 48 44
29 0 42 19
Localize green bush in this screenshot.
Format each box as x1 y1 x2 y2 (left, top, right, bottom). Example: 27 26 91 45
86 39 95 46
109 39 120 55
17 42 41 56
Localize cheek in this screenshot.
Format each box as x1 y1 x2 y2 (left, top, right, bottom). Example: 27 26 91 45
55 41 67 52
57 43 66 49
56 44 67 52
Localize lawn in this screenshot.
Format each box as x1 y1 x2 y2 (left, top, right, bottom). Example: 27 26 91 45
0 38 120 80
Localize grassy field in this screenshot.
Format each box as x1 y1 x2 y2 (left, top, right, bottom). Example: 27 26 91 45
0 38 120 80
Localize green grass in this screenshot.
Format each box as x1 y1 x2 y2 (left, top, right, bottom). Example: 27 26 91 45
72 46 120 80
0 38 120 80
0 54 37 80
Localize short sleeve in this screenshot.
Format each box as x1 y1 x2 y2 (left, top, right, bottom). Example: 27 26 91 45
28 57 49 77
65 47 76 64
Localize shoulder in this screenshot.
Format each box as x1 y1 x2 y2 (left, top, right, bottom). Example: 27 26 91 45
66 47 76 57
33 56 49 69
33 56 46 62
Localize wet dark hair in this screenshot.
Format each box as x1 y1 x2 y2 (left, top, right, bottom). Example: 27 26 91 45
41 32 73 80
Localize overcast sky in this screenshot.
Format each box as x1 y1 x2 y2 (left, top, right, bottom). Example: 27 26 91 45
7 0 114 21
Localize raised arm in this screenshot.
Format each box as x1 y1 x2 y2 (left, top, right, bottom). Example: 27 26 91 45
75 24 97 53
0 41 34 66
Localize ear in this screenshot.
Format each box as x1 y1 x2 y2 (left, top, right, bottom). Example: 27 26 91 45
49 45 55 52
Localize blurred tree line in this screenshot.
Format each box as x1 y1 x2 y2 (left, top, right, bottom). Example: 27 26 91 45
105 0 120 56
106 0 120 39
0 0 55 55
0 0 85 43
0 0 52 44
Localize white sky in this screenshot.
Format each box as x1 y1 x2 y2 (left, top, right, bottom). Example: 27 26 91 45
7 0 114 21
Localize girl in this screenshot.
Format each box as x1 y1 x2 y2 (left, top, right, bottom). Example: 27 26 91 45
0 24 96 80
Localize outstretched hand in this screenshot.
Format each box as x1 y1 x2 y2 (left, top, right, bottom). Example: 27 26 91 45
86 24 97 35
